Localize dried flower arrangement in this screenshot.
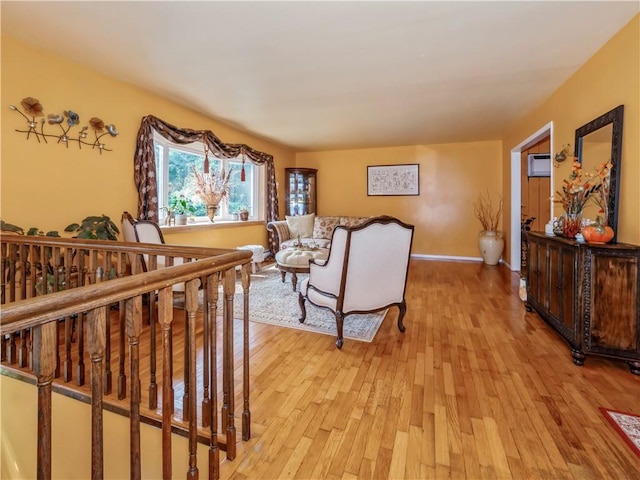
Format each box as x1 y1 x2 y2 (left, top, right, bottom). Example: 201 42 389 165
191 164 232 206
473 191 503 232
553 161 608 216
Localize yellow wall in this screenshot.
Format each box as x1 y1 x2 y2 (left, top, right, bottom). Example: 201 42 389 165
0 375 210 479
0 35 296 250
297 141 503 257
3 14 639 259
502 14 640 258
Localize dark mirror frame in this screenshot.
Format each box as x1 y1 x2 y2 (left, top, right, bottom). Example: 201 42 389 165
574 104 624 241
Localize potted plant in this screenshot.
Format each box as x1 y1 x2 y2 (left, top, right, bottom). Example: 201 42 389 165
169 195 195 226
64 214 120 240
473 191 504 265
236 205 250 221
1 220 60 237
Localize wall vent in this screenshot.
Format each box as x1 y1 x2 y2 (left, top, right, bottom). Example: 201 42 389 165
527 153 551 177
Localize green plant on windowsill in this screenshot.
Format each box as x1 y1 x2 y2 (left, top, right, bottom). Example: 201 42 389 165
169 195 196 216
167 195 197 225
236 205 250 221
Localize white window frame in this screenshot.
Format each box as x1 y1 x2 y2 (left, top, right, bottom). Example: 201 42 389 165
154 133 265 224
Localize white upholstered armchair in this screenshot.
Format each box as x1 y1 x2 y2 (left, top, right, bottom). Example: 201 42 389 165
298 215 414 348
121 211 184 279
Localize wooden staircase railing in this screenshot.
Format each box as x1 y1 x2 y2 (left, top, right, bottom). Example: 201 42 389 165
0 235 253 479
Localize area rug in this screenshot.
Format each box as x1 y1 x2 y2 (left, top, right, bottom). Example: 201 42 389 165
600 407 640 457
180 266 387 342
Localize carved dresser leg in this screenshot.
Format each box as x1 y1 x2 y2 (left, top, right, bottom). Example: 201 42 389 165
571 349 585 366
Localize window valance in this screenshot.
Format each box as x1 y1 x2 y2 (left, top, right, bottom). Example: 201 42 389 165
134 115 280 252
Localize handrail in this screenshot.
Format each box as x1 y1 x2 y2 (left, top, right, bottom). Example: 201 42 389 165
0 250 249 333
1 235 254 479
1 234 236 256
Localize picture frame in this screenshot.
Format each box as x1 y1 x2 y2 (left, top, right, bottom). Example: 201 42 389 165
367 164 420 196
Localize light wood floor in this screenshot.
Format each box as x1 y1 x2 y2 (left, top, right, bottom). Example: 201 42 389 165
4 258 639 478
217 259 640 479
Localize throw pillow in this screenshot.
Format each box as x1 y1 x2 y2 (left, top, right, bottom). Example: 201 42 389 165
313 216 341 240
286 213 315 238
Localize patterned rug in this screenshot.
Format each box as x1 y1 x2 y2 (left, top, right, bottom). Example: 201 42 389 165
182 265 387 342
600 407 640 457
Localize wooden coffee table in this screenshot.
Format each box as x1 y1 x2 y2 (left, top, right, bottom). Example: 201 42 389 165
274 247 329 291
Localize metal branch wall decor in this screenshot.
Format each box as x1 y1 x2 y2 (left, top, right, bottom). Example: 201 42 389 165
9 96 119 154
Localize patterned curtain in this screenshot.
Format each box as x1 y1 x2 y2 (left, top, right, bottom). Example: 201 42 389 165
133 115 280 253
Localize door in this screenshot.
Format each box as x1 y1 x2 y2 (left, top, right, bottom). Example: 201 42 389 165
521 136 551 233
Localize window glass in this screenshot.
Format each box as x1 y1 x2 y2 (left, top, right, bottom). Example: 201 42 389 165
154 135 262 223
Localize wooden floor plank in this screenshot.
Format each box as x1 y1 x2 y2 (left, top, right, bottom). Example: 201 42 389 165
6 259 640 479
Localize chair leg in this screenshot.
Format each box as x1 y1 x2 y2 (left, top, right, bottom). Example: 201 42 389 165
298 293 307 323
335 312 344 349
397 300 407 332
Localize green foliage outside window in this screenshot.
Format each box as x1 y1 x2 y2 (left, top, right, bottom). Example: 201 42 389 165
155 140 258 220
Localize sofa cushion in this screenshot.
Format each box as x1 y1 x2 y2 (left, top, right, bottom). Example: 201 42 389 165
286 213 315 238
313 216 341 240
340 216 369 228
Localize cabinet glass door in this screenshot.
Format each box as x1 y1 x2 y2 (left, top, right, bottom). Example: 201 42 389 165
285 168 317 216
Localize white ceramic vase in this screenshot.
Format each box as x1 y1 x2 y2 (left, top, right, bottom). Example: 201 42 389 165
478 230 504 265
175 214 188 226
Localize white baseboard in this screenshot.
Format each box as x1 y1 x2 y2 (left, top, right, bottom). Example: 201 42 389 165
410 253 511 267
410 253 482 263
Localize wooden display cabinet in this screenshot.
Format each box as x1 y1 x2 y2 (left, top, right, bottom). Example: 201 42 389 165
285 168 317 216
527 234 582 361
526 232 640 374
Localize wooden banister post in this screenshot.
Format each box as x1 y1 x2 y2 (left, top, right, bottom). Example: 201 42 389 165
117 300 127 400
223 268 236 461
241 264 251 441
148 256 158 411
201 275 211 429
100 252 113 396
75 252 86 386
186 278 200 480
63 248 73 382
32 321 57 480
158 286 174 480
125 295 143 480
87 307 107 480
207 272 220 480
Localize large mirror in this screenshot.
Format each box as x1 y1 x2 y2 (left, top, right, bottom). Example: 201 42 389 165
574 104 624 240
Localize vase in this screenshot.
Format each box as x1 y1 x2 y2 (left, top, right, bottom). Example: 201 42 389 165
206 204 219 223
561 213 582 239
175 214 188 226
478 230 504 265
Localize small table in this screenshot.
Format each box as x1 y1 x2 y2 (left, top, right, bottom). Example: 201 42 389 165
274 247 329 291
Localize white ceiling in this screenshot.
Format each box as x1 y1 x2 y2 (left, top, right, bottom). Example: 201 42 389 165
2 1 638 151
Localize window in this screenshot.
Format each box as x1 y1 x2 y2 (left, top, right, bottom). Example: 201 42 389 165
154 135 264 223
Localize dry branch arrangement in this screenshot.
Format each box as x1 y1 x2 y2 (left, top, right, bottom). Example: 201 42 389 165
473 191 503 232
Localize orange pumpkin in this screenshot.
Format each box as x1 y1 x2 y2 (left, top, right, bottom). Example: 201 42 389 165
582 218 614 244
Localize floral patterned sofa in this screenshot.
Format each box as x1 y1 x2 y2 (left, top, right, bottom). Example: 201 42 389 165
266 214 369 252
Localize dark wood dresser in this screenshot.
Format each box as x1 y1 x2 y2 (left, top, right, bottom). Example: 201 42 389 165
525 231 640 374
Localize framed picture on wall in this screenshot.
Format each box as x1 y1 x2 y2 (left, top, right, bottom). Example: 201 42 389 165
367 164 420 196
